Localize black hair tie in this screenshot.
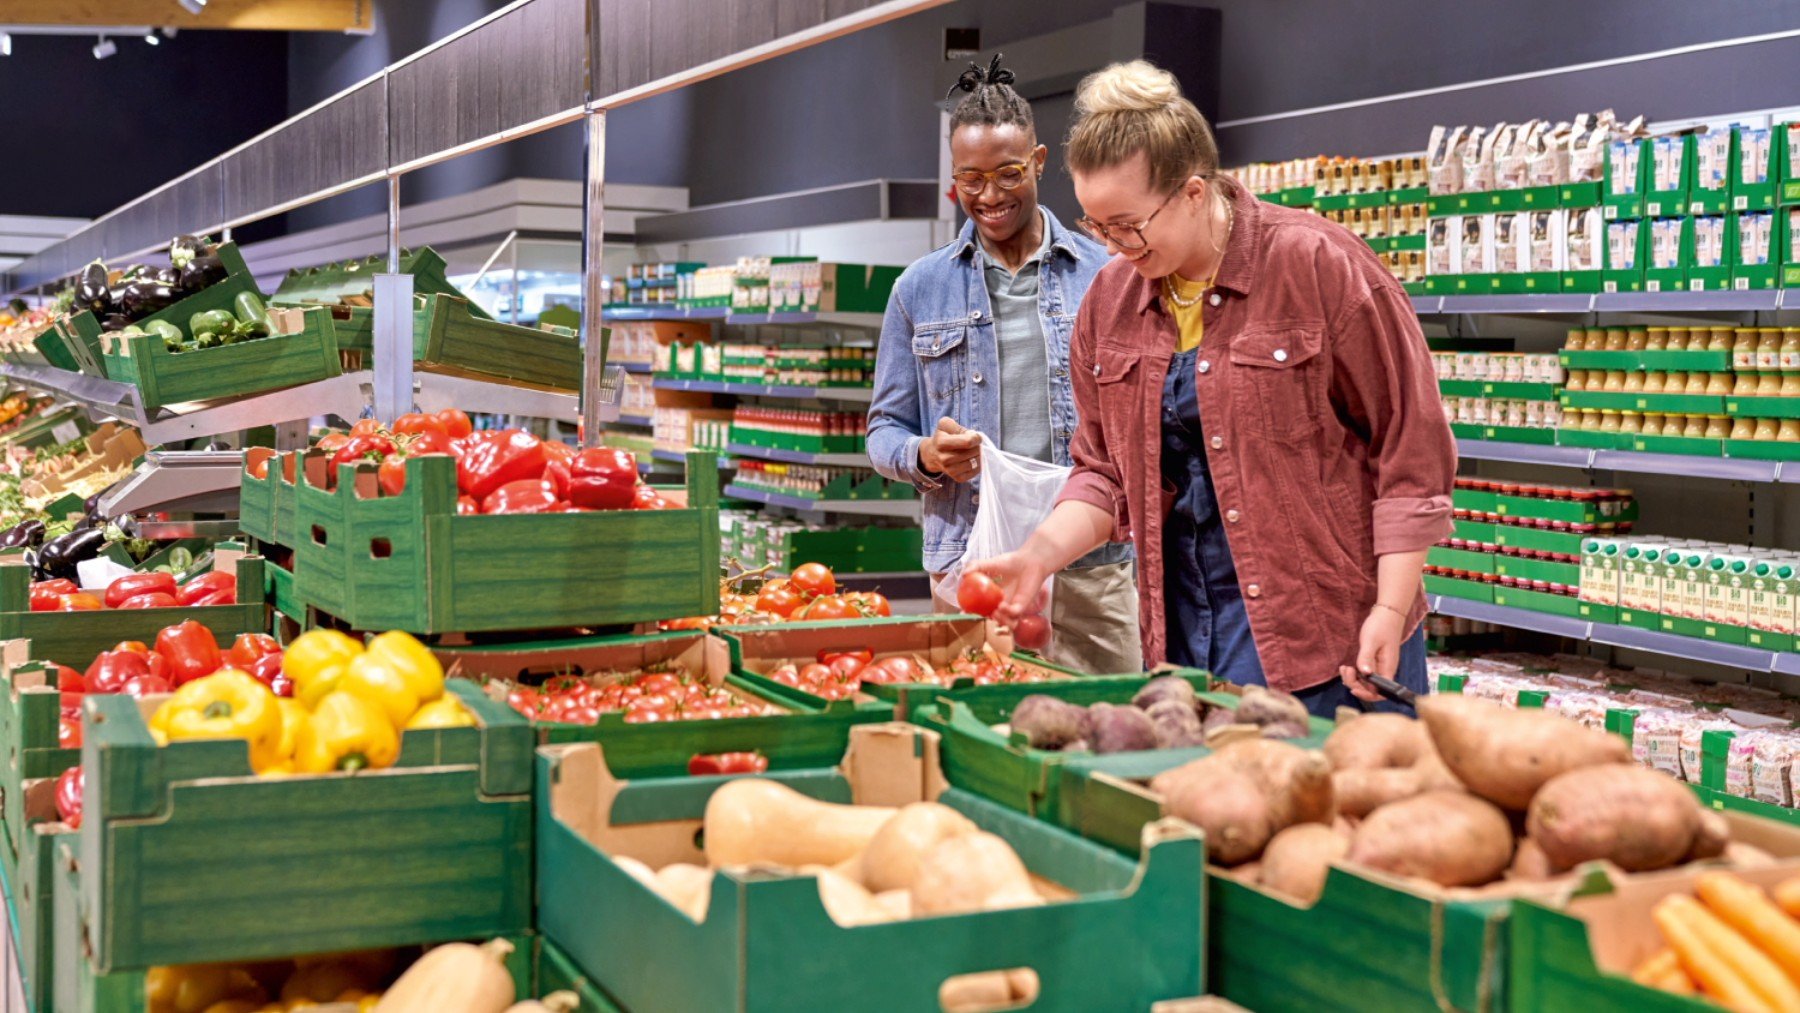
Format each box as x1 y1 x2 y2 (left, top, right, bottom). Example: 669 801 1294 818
947 53 1015 99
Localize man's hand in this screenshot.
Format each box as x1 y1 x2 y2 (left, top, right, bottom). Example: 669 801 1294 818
919 417 983 483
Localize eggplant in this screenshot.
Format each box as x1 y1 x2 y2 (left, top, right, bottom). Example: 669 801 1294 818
10 520 46 549
0 521 36 549
120 276 178 319
101 313 133 332
35 527 108 581
178 253 227 293
155 265 181 287
75 260 111 315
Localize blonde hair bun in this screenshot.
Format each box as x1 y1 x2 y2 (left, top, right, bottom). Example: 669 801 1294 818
1075 60 1180 116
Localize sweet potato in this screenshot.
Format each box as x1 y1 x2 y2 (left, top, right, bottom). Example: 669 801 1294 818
1418 694 1629 809
1688 809 1732 862
1324 713 1428 770
1347 790 1514 887
1259 824 1349 904
1334 767 1427 819
1730 843 1778 870
1207 739 1336 829
1527 764 1701 873
1508 837 1555 882
1159 770 1273 866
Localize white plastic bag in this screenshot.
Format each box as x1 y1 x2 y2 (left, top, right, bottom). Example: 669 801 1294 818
933 437 1067 627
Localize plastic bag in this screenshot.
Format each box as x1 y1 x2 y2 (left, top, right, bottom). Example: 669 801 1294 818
933 437 1066 639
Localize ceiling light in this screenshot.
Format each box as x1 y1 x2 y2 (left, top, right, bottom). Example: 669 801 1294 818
92 35 116 59
176 0 206 13
143 31 159 44
0 33 11 57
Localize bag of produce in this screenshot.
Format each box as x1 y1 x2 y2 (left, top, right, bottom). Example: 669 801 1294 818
931 436 1066 642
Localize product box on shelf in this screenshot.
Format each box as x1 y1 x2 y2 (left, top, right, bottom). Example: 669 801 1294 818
74 679 532 973
93 305 344 413
1683 214 1734 291
1604 137 1650 220
1732 123 1783 212
1603 218 1646 292
291 451 719 634
1644 134 1693 219
0 555 267 665
1732 208 1785 290
722 616 1077 720
437 630 892 777
1687 128 1733 215
1563 206 1607 292
1745 559 1799 653
534 724 1206 1013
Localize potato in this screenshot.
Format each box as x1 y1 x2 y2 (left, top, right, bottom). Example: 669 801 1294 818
1160 770 1273 866
1334 766 1426 819
1008 695 1091 750
1527 764 1701 873
1324 713 1428 770
1347 790 1514 887
1418 694 1629 809
1508 838 1555 881
1236 685 1310 729
1259 824 1349 904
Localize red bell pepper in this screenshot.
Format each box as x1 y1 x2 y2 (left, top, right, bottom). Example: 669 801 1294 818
687 752 770 776
481 478 560 515
59 709 80 749
54 592 102 612
545 459 571 499
85 650 152 694
455 495 480 516
633 486 670 510
568 448 639 510
30 579 79 611
225 633 282 670
176 571 235 606
56 665 85 709
154 620 222 685
112 641 170 682
55 766 82 829
457 429 548 501
118 672 173 697
117 592 178 609
103 572 177 609
247 652 291 697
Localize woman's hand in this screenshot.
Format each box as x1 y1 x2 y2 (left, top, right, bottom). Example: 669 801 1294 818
1337 605 1407 702
966 549 1053 626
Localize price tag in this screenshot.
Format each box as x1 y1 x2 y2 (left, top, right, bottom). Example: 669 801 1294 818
51 422 80 444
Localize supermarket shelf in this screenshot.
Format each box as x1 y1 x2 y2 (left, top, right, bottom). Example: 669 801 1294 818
1435 294 1598 315
1426 594 1593 640
652 378 874 403
652 448 735 467
99 450 245 516
617 362 655 374
725 310 885 329
1455 436 1792 483
1416 290 1789 317
602 306 729 321
1454 438 1593 469
616 413 653 427
725 441 869 466
723 483 922 518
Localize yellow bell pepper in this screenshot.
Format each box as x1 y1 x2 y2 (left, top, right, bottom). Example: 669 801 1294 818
154 671 284 773
294 691 400 773
365 630 445 703
338 652 420 728
145 963 266 1013
405 696 476 730
284 629 363 706
251 698 309 777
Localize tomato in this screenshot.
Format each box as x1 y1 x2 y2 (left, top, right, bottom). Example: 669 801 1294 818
881 657 925 684
433 408 474 439
350 418 386 437
377 454 408 497
819 649 873 666
407 430 453 456
391 412 447 439
1013 614 1052 650
456 495 480 516
54 593 102 612
688 752 769 775
800 595 856 622
828 655 866 682
851 592 892 618
798 663 832 687
315 432 352 454
506 685 541 717
117 592 178 609
330 432 399 477
247 455 270 480
768 664 800 688
790 563 836 599
755 585 801 618
956 571 1005 617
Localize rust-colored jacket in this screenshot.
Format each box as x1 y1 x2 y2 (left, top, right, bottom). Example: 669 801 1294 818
1056 177 1455 691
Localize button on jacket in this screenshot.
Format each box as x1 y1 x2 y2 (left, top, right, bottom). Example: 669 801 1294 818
1055 176 1456 691
868 207 1132 574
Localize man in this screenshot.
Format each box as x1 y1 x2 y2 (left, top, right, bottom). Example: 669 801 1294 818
868 55 1140 674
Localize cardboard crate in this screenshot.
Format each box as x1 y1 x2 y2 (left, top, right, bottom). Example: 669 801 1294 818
75 679 531 971
537 939 627 1012
438 631 891 779
96 306 343 412
535 725 1207 1012
292 451 719 634
722 616 1082 719
0 555 268 667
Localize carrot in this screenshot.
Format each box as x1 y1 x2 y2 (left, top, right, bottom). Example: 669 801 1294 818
1699 872 1800 986
1776 878 1800 920
1655 964 1698 995
1634 948 1681 985
1655 895 1792 1013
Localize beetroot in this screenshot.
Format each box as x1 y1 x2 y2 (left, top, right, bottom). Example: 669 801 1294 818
1008 695 1091 750
1132 675 1198 714
1147 699 1204 748
1088 703 1159 754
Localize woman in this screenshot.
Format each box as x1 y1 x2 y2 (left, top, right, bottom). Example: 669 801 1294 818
868 55 1139 675
972 61 1454 715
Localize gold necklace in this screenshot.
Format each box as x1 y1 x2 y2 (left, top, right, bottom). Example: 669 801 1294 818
1162 196 1236 309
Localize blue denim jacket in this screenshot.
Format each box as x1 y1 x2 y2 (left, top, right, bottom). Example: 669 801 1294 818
867 207 1133 573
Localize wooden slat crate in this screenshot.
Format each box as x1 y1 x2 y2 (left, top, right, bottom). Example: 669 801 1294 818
98 306 343 412
417 294 584 390
292 451 720 635
14 778 68 1012
0 644 77 892
0 556 270 668
75 679 532 973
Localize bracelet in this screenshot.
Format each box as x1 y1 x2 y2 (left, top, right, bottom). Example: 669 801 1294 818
1372 602 1409 620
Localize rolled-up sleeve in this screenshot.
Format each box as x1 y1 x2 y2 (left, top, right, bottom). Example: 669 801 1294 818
865 282 942 490
1054 299 1131 541
1329 281 1456 555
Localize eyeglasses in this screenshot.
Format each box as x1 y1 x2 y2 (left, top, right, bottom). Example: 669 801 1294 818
1078 188 1180 251
951 162 1032 195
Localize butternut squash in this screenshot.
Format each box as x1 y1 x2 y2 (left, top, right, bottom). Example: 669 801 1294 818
859 802 977 893
373 938 515 1013
912 832 1040 916
503 994 578 1013
814 867 897 926
653 863 715 922
703 778 896 868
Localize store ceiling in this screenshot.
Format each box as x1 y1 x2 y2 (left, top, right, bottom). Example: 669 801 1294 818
1 0 369 32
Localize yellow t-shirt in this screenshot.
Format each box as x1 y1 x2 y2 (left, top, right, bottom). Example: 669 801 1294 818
1163 274 1210 352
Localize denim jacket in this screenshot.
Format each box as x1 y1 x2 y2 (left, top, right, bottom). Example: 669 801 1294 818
867 207 1133 573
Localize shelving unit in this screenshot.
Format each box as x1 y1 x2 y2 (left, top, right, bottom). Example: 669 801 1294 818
651 378 875 403
1454 437 1796 483
722 483 922 519
724 442 869 466
1418 290 1793 317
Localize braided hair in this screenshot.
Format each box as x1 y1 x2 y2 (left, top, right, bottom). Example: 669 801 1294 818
947 54 1033 135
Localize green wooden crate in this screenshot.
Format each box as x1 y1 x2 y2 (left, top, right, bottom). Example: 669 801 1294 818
721 616 1081 720
77 679 532 972
0 647 77 894
100 306 343 412
535 727 1207 1013
237 448 279 544
271 248 491 347
292 451 720 634
0 555 269 668
435 630 892 779
418 295 583 390
14 779 66 1013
